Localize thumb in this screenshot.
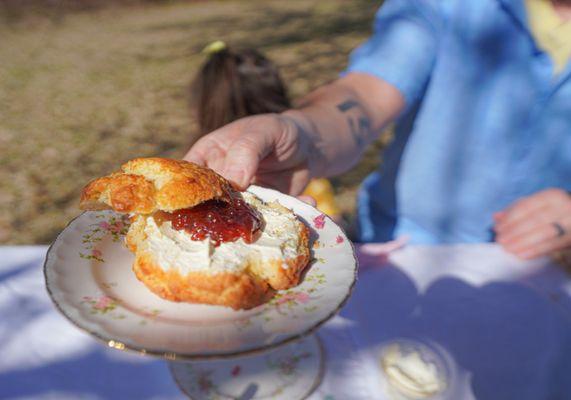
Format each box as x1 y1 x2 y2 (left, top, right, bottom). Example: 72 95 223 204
183 149 205 166
297 195 317 207
183 135 211 166
222 135 274 190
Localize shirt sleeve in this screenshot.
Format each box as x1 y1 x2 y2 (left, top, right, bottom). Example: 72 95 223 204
345 0 444 105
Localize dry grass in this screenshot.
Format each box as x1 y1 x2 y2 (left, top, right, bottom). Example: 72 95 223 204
0 0 384 244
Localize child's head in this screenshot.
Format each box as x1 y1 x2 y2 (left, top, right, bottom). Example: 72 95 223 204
191 45 291 135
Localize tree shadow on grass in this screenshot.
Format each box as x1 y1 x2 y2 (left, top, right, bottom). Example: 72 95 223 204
141 0 380 58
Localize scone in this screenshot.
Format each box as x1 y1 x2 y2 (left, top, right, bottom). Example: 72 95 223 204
80 158 311 310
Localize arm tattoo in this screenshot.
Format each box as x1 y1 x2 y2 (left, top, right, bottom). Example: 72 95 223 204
336 99 371 148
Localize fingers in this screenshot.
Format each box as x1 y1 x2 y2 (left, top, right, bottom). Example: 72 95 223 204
183 118 277 189
499 221 568 258
253 167 311 196
495 189 570 235
183 135 220 167
495 189 571 259
221 135 273 190
182 114 310 194
183 144 206 166
297 195 317 207
496 205 555 244
515 228 571 259
495 195 548 235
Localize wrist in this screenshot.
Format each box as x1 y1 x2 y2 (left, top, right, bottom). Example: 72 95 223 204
280 109 327 179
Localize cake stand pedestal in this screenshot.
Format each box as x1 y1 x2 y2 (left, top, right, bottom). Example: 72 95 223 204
169 335 324 400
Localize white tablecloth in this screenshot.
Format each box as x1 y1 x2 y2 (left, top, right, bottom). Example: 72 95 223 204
1 244 570 399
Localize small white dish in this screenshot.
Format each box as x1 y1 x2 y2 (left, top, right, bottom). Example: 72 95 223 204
377 339 455 400
44 185 357 360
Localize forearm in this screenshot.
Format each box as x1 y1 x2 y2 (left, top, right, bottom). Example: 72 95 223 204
282 73 405 178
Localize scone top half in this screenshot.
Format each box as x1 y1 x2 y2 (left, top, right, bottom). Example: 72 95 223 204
79 158 311 310
80 157 235 214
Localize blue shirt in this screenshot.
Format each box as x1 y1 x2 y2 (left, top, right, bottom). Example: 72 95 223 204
347 0 571 244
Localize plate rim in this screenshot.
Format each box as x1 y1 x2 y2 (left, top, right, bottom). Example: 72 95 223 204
43 186 358 360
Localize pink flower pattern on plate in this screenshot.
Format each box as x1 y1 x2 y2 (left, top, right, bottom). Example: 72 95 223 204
313 214 326 229
276 292 310 305
82 295 118 314
109 221 124 233
94 296 113 310
91 249 102 258
80 214 131 262
75 208 345 329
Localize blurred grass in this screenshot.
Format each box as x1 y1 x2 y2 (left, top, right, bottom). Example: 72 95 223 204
0 0 385 244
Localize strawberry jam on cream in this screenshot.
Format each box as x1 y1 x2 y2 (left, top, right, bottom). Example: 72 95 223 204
155 197 262 246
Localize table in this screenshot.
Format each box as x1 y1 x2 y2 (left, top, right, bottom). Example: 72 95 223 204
1 244 570 399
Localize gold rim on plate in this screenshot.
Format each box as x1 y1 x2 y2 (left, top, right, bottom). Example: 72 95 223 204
44 187 358 361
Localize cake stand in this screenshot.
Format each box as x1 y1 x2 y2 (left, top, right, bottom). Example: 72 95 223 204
44 185 357 399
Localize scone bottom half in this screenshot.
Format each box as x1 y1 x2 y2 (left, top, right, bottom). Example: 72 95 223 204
79 158 312 310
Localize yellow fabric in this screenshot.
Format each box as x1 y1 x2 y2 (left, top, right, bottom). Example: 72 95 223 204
526 0 571 73
302 178 341 216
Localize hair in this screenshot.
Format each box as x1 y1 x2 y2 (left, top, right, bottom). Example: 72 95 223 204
191 47 291 135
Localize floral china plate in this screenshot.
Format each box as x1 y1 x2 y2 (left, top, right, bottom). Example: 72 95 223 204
44 185 357 360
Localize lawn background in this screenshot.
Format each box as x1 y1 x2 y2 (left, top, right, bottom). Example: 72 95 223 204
0 0 389 244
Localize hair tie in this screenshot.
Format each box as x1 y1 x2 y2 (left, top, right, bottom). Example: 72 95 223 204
202 40 227 55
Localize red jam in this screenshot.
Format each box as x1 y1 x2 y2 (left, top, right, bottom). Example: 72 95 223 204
155 197 262 246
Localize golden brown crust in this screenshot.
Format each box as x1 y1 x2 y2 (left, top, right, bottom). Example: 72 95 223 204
276 222 310 288
80 158 234 213
125 214 147 253
132 251 274 310
81 157 312 309
125 211 311 310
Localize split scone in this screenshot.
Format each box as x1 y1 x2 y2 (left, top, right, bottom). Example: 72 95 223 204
80 158 311 310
